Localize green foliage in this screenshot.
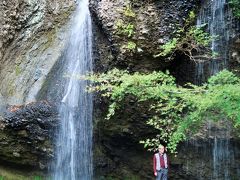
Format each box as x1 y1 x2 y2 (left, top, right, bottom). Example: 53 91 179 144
115 3 136 51
189 11 196 20
229 0 240 18
123 4 136 18
185 11 196 26
34 176 43 180
15 65 21 76
211 51 219 58
0 174 46 180
155 38 178 57
122 41 137 52
155 25 213 58
87 69 240 153
124 24 134 38
188 26 214 46
116 20 135 37
155 11 213 59
207 69 240 86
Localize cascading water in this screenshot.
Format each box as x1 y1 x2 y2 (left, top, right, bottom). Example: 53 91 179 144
195 0 239 84
53 0 93 179
182 120 240 180
212 137 231 179
210 121 233 180
183 2 240 178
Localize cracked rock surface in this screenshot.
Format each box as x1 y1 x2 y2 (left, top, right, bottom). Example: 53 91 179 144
0 101 58 169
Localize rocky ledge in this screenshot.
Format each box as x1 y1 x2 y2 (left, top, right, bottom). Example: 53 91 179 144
0 101 58 169
90 0 201 72
0 0 76 105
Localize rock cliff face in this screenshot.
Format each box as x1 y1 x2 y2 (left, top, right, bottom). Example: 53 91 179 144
0 0 76 105
90 0 200 72
94 98 240 179
90 0 240 179
90 0 201 179
175 120 240 180
0 101 57 170
231 37 240 64
93 99 156 179
230 36 240 75
0 0 75 175
0 0 239 179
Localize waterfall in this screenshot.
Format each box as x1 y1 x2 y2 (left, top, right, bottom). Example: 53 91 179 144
53 0 93 179
190 1 240 177
210 121 232 180
194 0 238 84
212 137 231 180
182 120 240 180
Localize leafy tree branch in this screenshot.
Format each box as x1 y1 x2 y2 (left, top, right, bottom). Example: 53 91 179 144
87 69 240 153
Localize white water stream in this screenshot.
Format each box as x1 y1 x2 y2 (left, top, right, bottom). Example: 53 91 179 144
53 0 93 179
195 0 232 84
184 2 240 179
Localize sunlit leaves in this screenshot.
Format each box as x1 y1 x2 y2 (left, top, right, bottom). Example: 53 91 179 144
229 0 240 19
87 69 240 153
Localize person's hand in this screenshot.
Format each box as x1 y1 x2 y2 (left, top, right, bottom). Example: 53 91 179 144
154 172 157 176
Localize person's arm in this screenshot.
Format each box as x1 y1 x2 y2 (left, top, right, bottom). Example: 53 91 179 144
153 154 157 176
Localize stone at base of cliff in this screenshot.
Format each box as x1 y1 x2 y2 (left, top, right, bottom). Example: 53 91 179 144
0 101 58 170
0 165 48 180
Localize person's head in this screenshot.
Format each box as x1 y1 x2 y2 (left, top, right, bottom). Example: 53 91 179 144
158 145 165 154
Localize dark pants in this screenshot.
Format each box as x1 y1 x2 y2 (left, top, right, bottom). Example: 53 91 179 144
156 169 168 180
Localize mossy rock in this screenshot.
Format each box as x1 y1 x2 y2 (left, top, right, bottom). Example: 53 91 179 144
0 165 48 180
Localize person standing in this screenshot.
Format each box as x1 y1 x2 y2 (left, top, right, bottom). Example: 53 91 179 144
153 145 169 180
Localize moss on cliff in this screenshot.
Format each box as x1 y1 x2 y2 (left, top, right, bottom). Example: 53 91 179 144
0 165 47 180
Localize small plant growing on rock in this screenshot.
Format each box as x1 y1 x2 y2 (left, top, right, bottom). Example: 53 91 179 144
123 4 136 18
154 11 215 61
189 25 214 46
121 41 136 52
15 65 22 76
115 2 137 55
211 51 219 58
115 20 135 38
154 38 178 57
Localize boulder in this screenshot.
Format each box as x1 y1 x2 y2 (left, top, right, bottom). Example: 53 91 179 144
0 101 58 169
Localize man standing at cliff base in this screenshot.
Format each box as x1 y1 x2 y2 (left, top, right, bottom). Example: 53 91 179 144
153 145 169 180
